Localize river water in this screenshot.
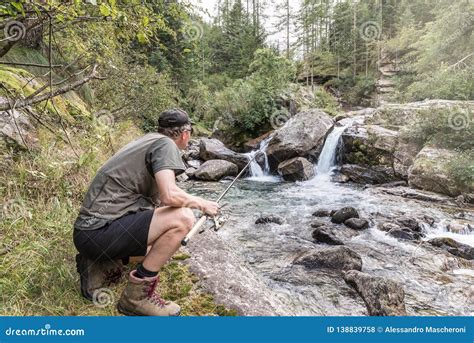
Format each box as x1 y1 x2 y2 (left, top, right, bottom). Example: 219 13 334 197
183 118 473 316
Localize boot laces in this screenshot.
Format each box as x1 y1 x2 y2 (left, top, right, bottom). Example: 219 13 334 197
144 278 168 308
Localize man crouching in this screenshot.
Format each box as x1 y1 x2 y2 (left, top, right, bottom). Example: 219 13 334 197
73 108 219 316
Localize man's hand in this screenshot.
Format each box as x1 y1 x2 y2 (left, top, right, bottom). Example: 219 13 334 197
201 200 219 217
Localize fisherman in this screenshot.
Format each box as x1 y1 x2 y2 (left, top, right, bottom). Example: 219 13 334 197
73 108 219 316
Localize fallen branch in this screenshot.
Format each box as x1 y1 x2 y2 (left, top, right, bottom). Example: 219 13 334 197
0 64 102 111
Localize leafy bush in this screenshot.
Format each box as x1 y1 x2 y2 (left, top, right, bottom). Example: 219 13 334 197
401 106 473 151
325 76 376 106
447 150 474 191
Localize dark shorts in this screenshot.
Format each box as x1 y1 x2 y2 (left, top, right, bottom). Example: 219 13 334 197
73 210 154 261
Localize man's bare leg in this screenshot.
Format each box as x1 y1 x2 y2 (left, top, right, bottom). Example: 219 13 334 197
141 206 195 272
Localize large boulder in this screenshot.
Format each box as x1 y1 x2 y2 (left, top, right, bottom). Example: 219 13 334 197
340 164 399 185
294 246 362 271
408 147 466 197
341 123 419 180
193 159 238 181
199 138 249 170
277 157 315 181
266 109 334 171
343 270 407 316
428 237 474 260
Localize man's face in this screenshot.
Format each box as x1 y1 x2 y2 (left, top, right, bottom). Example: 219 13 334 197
176 127 192 150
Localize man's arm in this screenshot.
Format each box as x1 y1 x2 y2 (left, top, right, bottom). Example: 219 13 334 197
155 169 219 216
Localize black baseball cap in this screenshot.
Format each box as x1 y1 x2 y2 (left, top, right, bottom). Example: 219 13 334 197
158 108 194 128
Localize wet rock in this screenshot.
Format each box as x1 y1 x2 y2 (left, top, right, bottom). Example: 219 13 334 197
199 138 249 170
408 146 465 197
344 218 369 230
423 215 435 226
176 172 189 182
447 222 473 235
194 160 238 181
183 139 201 160
266 109 334 171
313 209 331 217
186 159 202 169
331 207 359 224
311 220 326 228
277 157 315 181
379 222 401 232
340 164 399 185
184 167 196 177
294 246 362 271
312 226 344 245
244 131 274 152
428 238 474 260
343 270 407 316
255 215 283 225
388 228 415 240
396 216 421 232
331 173 350 183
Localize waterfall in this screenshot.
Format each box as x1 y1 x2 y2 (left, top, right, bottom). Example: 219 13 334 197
316 117 359 175
245 136 278 182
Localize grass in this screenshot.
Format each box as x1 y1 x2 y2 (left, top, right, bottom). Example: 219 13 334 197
0 118 237 316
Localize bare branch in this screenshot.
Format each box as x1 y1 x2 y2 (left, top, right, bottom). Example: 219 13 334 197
0 64 100 111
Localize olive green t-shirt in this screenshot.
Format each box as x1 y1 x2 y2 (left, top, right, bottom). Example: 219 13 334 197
74 133 185 230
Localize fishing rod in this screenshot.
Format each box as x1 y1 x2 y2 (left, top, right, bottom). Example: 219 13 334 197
181 150 262 246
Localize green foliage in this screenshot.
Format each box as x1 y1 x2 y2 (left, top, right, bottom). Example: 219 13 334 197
446 150 474 191
326 76 376 106
388 0 474 101
400 107 474 151
313 87 340 116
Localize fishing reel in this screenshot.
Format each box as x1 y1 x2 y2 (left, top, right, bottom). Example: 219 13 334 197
198 203 229 233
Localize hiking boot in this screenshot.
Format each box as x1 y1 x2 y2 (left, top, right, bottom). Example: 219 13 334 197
117 270 181 316
75 253 124 301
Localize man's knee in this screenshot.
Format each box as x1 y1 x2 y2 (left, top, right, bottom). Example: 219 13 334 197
180 208 196 231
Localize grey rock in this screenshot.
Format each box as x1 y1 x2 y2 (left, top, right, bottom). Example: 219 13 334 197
294 246 362 271
388 229 415 240
408 146 465 197
277 157 315 181
341 164 399 185
379 222 401 232
331 207 360 224
344 218 369 230
312 209 331 217
428 237 474 260
194 160 238 181
312 227 344 245
310 220 326 228
186 159 202 169
396 216 421 232
255 215 283 225
266 109 334 171
199 138 249 170
343 270 407 316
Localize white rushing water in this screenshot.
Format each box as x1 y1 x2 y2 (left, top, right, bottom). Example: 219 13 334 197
245 135 280 182
316 117 361 175
186 114 473 316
